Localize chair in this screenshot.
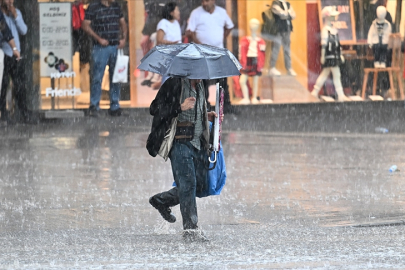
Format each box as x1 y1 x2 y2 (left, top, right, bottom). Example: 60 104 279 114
361 33 404 100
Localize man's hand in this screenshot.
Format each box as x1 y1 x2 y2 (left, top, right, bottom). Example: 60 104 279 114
181 97 196 111
118 38 125 49
8 3 17 18
13 50 20 60
98 38 109 46
320 55 325 65
207 111 218 122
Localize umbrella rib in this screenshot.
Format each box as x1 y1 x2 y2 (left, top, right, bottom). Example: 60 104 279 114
158 43 189 56
193 44 212 79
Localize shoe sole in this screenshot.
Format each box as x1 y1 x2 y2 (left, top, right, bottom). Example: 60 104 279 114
149 197 176 223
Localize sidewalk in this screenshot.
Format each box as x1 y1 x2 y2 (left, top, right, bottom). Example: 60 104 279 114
1 101 405 269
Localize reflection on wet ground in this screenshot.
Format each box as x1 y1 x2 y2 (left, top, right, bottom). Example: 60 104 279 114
1 122 404 269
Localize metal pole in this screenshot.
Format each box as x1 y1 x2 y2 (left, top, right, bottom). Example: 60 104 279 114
51 78 55 110
358 0 365 40
395 0 402 33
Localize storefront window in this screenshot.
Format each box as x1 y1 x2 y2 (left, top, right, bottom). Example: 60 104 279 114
29 0 405 111
37 0 130 110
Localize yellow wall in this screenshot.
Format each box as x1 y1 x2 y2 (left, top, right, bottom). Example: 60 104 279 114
239 0 308 89
128 0 145 106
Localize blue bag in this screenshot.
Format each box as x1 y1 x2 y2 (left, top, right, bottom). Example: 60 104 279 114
198 142 227 197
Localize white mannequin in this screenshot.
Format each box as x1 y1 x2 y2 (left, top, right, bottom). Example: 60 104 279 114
377 6 387 24
311 7 349 102
367 6 391 68
239 19 261 104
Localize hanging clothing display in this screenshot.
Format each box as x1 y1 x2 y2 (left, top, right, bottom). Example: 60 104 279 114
239 36 266 76
323 30 342 68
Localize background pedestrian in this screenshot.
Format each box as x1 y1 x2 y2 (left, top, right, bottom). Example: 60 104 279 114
0 0 27 123
187 0 234 112
153 2 182 88
82 0 127 117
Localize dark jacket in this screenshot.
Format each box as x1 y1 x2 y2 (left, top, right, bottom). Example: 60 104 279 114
146 77 182 157
272 0 293 33
0 12 13 42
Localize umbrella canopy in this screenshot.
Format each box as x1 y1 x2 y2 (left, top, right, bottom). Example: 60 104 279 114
137 43 242 79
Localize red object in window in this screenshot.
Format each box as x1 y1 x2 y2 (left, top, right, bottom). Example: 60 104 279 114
72 3 85 30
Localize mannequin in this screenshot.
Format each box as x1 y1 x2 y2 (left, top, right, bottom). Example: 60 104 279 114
367 6 391 68
239 18 266 104
269 0 296 76
311 6 349 102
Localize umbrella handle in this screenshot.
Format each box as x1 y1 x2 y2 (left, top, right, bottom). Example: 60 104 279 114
208 151 217 163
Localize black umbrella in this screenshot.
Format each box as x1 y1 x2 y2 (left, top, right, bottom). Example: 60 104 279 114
137 43 242 79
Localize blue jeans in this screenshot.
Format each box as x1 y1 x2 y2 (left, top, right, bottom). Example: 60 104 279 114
90 45 120 111
169 141 208 229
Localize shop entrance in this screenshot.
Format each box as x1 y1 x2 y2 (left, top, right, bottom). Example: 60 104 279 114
37 0 130 110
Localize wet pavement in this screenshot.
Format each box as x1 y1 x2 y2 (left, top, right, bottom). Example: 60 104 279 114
1 106 405 269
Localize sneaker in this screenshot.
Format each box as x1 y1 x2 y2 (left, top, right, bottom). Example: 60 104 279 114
88 108 99 117
238 98 250 105
108 108 122 117
269 67 281 76
149 197 176 223
311 90 319 98
250 97 259 104
288 69 297 76
182 228 209 243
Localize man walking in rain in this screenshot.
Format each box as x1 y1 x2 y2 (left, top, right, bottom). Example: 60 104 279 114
82 0 127 117
0 0 27 123
147 77 218 242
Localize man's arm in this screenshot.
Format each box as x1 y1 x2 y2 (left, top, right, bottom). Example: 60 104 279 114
14 9 27 35
288 3 296 20
224 28 232 39
190 31 201 44
271 1 290 20
186 10 200 43
118 17 127 49
0 13 13 42
223 11 234 41
0 14 19 58
8 39 20 59
81 20 109 46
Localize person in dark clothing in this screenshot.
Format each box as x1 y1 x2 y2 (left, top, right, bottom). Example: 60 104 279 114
147 77 218 242
1 0 26 122
82 0 127 117
0 9 19 105
0 11 18 56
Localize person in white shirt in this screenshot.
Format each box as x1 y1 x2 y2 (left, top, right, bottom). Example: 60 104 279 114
145 2 182 90
187 0 233 48
156 2 181 45
187 0 234 112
